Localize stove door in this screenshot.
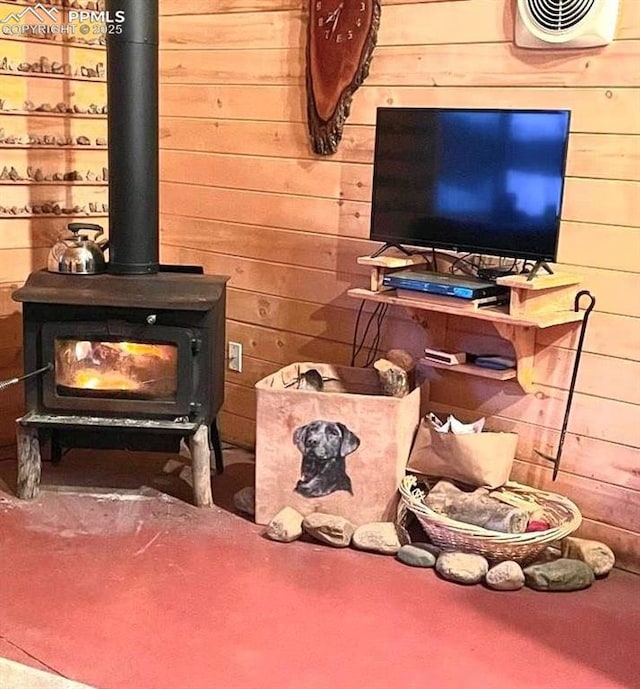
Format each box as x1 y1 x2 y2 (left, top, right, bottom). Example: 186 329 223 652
41 322 199 417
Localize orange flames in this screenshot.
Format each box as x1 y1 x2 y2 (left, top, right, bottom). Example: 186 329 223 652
73 370 141 391
108 342 172 359
63 341 176 391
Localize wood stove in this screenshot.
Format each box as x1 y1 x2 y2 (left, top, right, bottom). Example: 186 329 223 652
11 1 228 506
13 270 227 504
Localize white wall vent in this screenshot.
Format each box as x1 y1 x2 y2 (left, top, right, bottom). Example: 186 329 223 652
515 0 620 49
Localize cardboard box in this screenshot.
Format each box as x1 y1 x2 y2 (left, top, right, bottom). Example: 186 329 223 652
255 362 427 526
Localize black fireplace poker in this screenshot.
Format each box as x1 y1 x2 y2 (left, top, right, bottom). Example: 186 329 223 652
0 364 53 393
106 0 159 275
535 290 596 480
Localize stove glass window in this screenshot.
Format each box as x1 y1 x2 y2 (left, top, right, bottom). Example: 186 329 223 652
54 339 179 401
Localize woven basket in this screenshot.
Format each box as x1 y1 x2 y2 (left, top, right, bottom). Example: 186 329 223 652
399 475 582 565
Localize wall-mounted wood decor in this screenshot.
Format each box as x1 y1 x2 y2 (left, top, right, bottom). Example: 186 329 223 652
306 0 381 155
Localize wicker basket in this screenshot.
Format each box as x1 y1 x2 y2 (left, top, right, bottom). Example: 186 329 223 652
399 475 582 565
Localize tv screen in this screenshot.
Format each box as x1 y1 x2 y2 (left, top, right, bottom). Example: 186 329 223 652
369 107 571 262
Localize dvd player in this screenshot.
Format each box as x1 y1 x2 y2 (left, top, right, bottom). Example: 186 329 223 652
383 269 508 300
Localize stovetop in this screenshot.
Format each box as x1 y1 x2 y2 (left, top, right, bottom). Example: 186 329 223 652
13 269 228 311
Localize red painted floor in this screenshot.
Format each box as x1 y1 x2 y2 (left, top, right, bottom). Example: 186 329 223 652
0 450 639 689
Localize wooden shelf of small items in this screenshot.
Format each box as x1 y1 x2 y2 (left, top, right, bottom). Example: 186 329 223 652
0 213 108 219
0 110 107 118
0 181 107 186
349 253 584 393
0 145 107 149
416 358 518 382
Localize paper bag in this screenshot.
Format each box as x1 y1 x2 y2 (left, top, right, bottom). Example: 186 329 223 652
407 419 517 488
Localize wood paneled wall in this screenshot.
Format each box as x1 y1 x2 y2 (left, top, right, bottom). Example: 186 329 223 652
0 0 108 448
159 0 640 572
0 1 636 572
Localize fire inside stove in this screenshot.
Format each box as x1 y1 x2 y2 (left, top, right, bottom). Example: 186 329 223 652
54 338 179 400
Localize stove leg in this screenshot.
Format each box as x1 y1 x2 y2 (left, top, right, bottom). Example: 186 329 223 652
210 418 224 475
16 423 41 500
189 423 214 508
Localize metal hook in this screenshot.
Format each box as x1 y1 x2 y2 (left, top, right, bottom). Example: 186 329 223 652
535 290 596 480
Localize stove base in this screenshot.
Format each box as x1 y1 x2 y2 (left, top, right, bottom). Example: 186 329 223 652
15 417 223 507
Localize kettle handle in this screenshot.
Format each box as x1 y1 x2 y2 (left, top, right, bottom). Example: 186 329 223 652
68 222 104 235
67 222 108 249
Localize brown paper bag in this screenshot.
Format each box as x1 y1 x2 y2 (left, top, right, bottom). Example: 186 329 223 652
407 419 517 488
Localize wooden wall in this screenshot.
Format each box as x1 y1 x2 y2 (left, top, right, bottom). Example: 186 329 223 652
0 1 635 572
158 0 640 572
0 0 108 451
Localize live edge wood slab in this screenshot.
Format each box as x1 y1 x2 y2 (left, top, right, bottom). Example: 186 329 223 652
306 0 381 155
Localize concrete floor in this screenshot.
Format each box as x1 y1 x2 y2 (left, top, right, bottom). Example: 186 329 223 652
0 447 638 689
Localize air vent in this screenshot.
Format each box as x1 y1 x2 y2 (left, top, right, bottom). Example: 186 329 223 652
515 0 620 49
526 0 595 32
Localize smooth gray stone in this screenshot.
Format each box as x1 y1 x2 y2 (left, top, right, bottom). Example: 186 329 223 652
485 561 525 591
524 558 595 591
302 513 354 547
410 542 442 558
397 544 436 568
233 486 255 516
436 552 489 585
352 522 402 554
266 506 304 543
561 537 615 577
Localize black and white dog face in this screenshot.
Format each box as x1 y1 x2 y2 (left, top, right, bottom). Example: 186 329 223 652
292 420 360 498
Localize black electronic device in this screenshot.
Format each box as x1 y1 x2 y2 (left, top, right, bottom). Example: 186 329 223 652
383 269 509 300
369 107 571 269
477 267 518 282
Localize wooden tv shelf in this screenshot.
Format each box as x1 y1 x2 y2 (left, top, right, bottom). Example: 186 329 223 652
348 286 583 330
349 258 585 393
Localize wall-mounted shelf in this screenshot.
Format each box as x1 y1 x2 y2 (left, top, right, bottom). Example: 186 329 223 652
0 181 107 186
0 110 107 119
347 287 583 330
0 70 105 84
417 358 517 381
349 254 585 394
2 35 106 51
0 145 107 150
0 213 108 219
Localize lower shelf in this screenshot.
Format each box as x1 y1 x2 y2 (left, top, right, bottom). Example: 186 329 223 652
418 358 517 381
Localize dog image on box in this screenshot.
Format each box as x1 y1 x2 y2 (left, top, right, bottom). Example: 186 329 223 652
293 420 360 498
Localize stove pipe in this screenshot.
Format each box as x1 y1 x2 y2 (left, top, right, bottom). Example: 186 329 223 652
106 0 159 275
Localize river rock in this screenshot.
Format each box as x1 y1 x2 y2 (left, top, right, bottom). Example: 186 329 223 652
529 547 561 565
233 486 255 516
265 507 304 543
436 552 489 585
524 558 595 591
302 513 354 548
397 544 437 568
485 561 525 591
353 522 402 554
561 537 615 577
410 542 442 558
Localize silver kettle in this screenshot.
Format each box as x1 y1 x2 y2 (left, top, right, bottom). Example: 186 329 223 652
48 223 109 275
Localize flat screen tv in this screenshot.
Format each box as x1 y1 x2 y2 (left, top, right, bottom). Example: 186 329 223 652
369 107 571 264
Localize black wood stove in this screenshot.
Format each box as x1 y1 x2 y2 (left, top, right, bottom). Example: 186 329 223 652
11 1 228 506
